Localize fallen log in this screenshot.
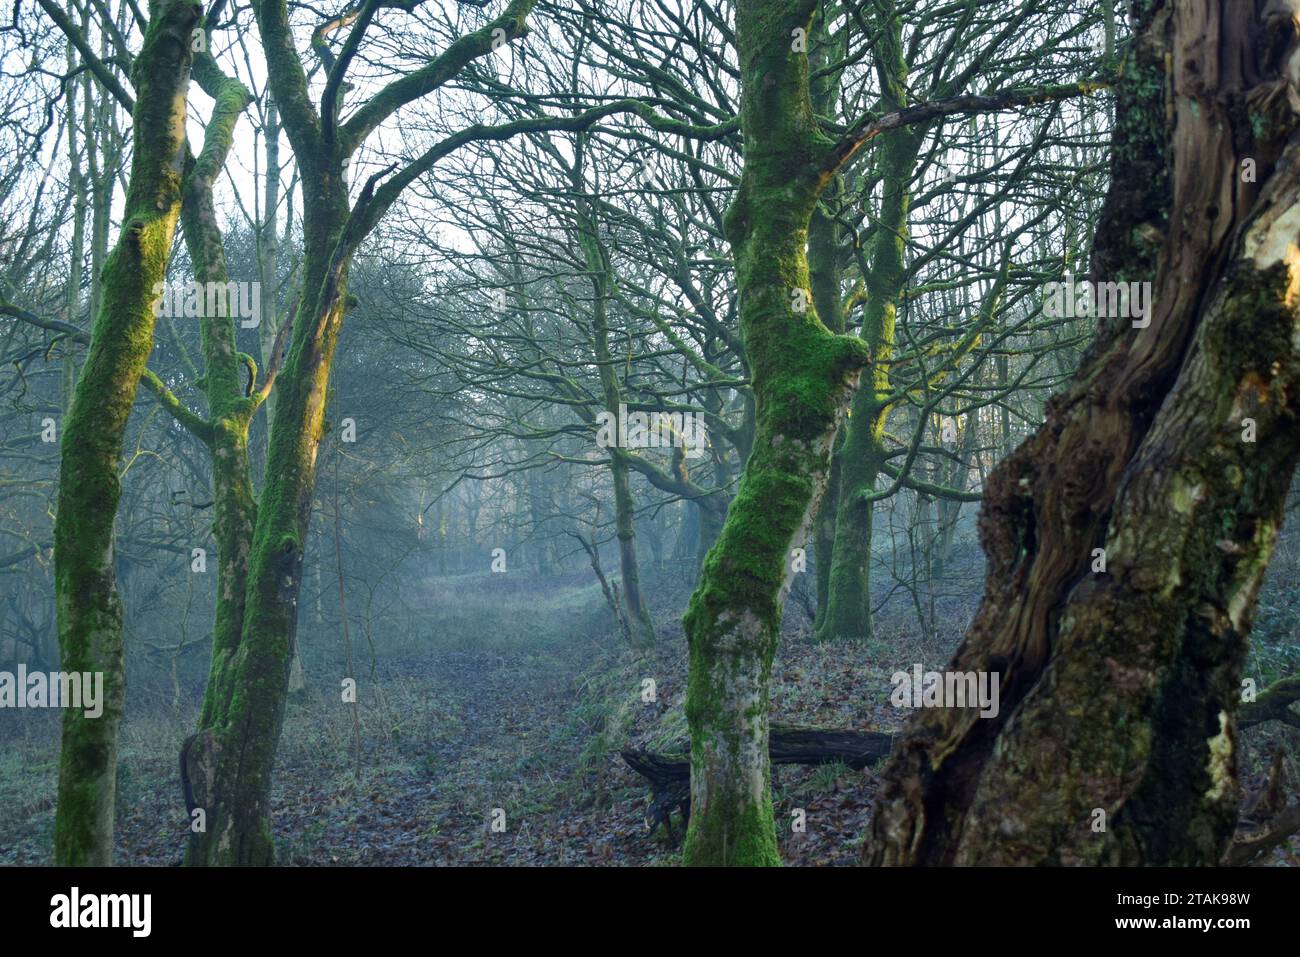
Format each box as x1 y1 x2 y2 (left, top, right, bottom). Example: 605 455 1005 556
621 725 893 844
622 725 893 780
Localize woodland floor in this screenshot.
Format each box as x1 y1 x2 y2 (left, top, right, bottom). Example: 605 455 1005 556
3 543 1300 866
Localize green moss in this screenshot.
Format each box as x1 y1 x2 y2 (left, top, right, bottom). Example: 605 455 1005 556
681 0 873 866
817 117 920 642
51 0 201 866
682 791 781 867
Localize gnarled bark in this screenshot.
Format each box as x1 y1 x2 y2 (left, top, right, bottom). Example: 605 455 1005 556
869 0 1300 866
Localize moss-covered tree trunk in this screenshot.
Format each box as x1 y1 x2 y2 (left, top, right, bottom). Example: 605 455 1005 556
818 434 881 641
185 162 351 864
869 0 1300 865
816 12 921 643
51 0 200 866
177 0 377 864
681 0 870 866
183 55 257 736
127 37 259 864
180 0 542 863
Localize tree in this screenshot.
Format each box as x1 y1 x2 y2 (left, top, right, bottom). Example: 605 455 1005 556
184 0 670 863
810 0 1109 643
48 0 202 865
682 0 1106 865
679 0 873 866
870 0 1300 866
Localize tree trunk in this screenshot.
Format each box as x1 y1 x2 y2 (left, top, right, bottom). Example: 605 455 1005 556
611 453 656 647
62 35 87 407
817 10 921 642
817 118 919 640
812 440 841 627
186 166 351 864
818 438 880 642
806 4 848 633
52 0 199 866
182 54 257 739
682 0 870 865
576 173 656 648
869 0 1300 866
257 94 282 457
933 403 981 577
